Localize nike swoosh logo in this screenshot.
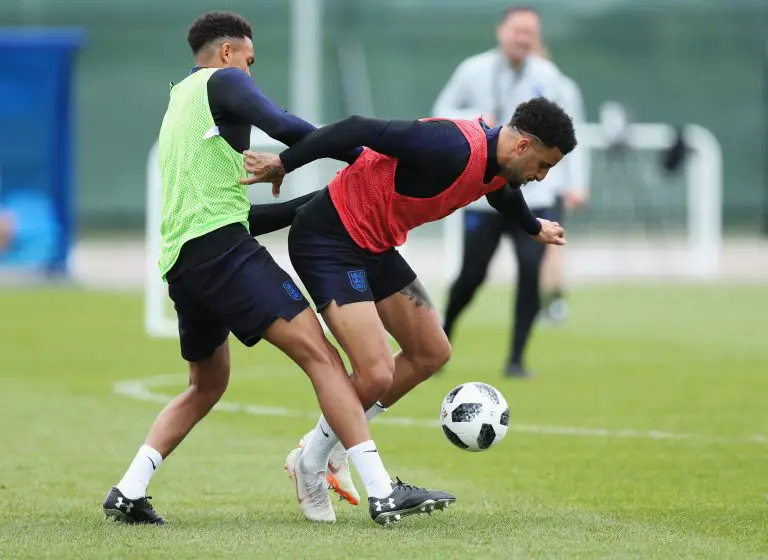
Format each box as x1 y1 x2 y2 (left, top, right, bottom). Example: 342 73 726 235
320 426 329 437
363 449 378 454
148 457 157 470
327 461 342 475
294 469 308 504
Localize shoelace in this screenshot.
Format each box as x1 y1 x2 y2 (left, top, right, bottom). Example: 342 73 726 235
393 477 424 492
139 496 157 513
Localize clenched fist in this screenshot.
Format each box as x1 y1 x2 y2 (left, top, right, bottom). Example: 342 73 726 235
533 218 566 246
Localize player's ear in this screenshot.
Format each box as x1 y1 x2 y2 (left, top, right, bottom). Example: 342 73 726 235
516 137 532 156
221 41 233 64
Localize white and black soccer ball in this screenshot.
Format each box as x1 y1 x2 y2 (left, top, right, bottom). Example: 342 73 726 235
439 382 509 452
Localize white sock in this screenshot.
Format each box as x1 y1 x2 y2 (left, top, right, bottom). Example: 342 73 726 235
301 416 338 473
116 445 163 499
365 401 388 421
302 402 389 472
346 440 392 499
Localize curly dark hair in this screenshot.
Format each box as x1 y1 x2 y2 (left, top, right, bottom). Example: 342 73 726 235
187 11 253 55
509 97 577 155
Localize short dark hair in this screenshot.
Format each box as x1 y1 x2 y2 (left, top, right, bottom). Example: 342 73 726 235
500 6 539 23
509 97 577 155
187 11 252 55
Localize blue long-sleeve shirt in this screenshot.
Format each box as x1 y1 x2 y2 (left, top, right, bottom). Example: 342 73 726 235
278 116 541 237
202 67 361 163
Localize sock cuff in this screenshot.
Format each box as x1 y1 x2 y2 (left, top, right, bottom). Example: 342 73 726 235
346 439 377 457
317 416 332 433
365 402 388 421
139 444 163 466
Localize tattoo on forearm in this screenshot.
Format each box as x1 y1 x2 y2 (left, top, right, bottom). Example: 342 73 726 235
399 280 434 309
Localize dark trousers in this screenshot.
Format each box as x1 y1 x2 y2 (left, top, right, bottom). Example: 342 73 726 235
443 208 552 368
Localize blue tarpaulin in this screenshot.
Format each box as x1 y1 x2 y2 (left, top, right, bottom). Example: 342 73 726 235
0 28 85 274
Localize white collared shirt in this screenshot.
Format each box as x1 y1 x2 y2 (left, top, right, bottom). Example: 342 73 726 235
432 49 589 211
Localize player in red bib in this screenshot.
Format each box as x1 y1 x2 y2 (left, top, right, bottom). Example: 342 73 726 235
242 97 575 517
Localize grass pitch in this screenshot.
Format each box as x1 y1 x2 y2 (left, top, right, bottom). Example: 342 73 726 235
0 283 766 559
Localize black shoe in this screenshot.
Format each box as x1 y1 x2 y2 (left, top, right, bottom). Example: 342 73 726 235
368 478 456 525
505 363 533 378
103 487 165 525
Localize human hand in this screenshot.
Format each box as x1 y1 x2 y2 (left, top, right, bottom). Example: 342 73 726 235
240 150 286 198
533 218 566 246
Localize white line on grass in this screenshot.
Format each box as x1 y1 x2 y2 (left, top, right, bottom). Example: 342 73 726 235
113 373 767 446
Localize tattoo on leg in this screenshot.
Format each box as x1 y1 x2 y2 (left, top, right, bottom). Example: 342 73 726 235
399 280 434 309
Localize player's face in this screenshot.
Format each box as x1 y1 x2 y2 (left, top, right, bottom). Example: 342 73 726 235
220 37 255 74
497 11 541 65
502 138 563 185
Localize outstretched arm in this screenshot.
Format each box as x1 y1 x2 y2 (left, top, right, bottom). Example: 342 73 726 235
486 185 566 246
277 116 468 173
209 68 360 164
247 191 319 236
239 115 471 187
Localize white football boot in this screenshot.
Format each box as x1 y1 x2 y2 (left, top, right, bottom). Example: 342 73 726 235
285 447 336 523
326 442 361 506
286 430 361 506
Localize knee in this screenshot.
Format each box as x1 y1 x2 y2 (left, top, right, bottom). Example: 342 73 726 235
188 360 229 410
188 384 226 413
355 358 395 404
411 336 452 379
187 370 229 412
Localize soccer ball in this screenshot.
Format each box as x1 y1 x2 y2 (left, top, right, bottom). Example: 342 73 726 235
439 382 509 452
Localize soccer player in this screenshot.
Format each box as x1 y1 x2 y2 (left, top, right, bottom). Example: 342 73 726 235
241 97 575 510
102 11 453 527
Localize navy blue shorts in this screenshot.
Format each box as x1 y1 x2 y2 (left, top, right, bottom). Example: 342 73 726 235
167 237 309 362
288 215 417 311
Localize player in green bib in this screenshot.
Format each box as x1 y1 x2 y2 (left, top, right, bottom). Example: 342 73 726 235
102 12 443 527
